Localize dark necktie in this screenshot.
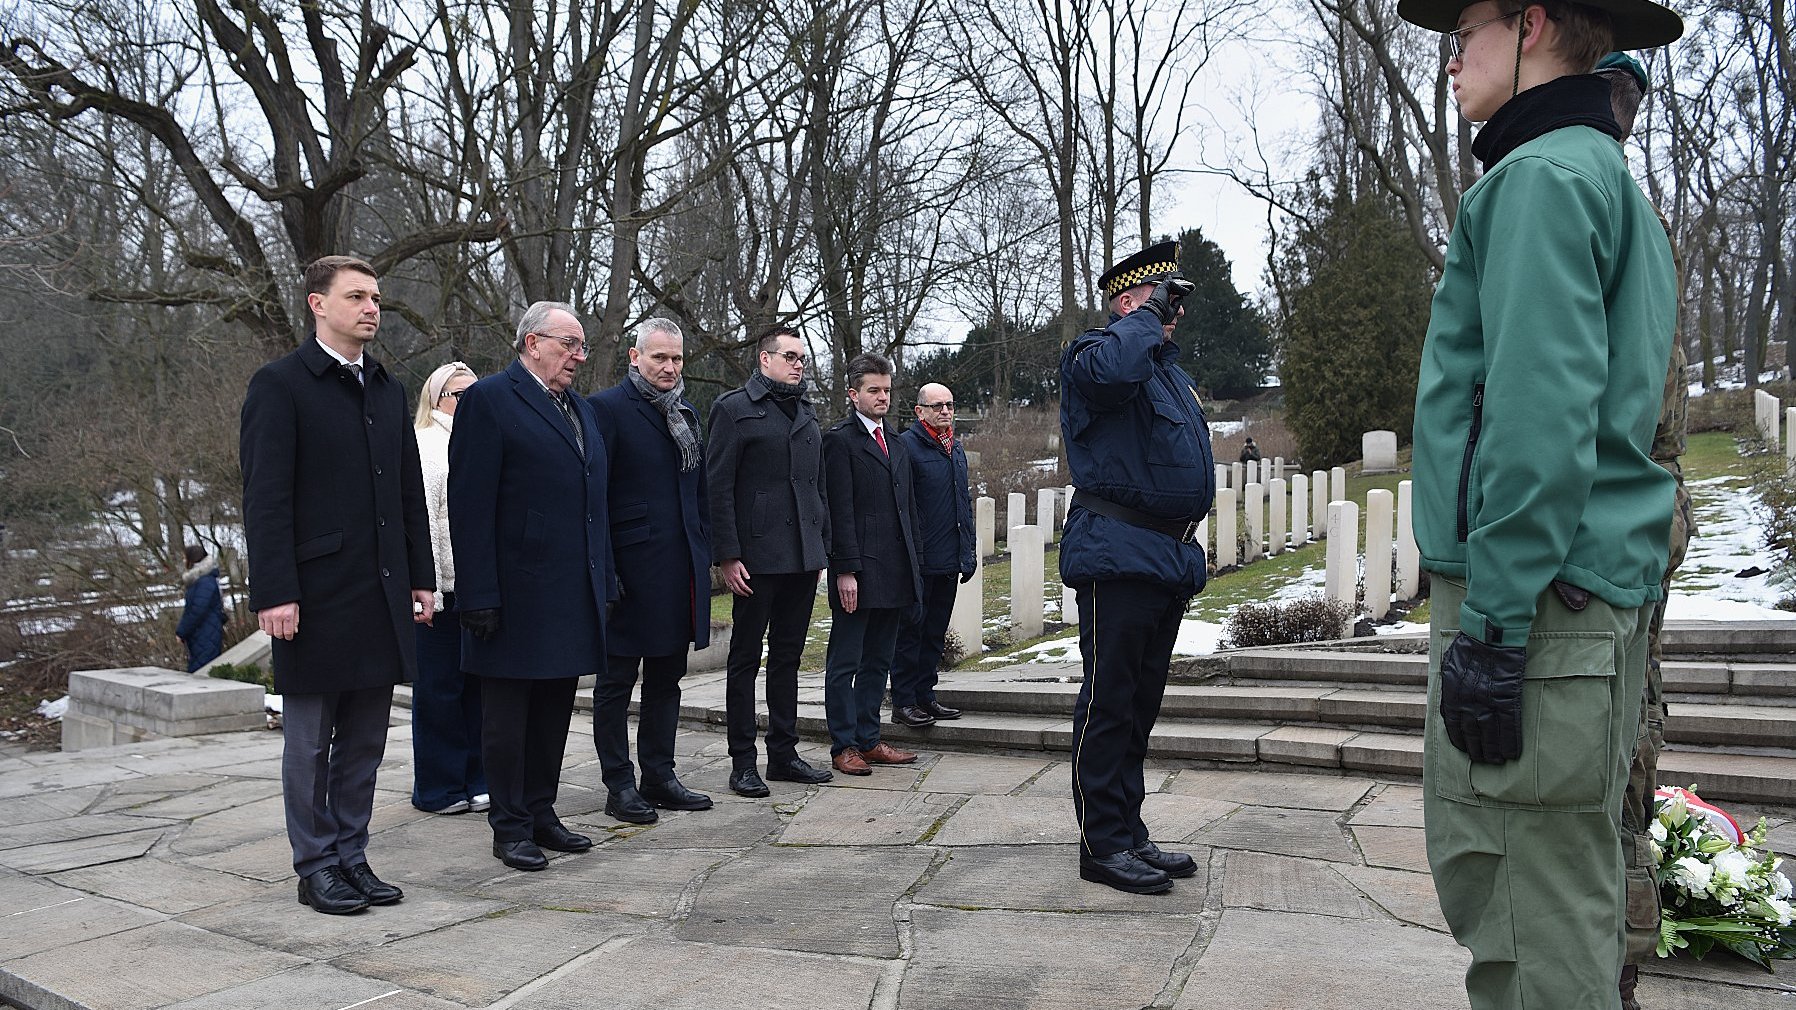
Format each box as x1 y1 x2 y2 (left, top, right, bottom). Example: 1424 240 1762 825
554 392 585 456
873 425 888 457
346 362 363 386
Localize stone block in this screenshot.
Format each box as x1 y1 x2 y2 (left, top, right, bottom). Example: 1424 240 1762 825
1348 784 1425 828
679 846 934 958
1658 750 1796 805
1223 851 1369 918
50 857 273 915
914 844 1209 913
1318 689 1425 727
0 826 168 875
1396 480 1420 598
1168 769 1373 812
1256 726 1356 768
1341 732 1424 777
524 936 883 1010
0 921 307 1010
1175 910 1470 1009
1353 825 1431 873
917 753 1054 795
1667 702 1796 748
1729 664 1796 696
160 963 464 1010
1147 721 1266 762
177 885 507 961
1189 806 1358 863
1362 430 1399 472
196 630 271 679
337 909 637 1006
64 667 265 752
931 794 1076 846
1364 489 1394 619
778 788 958 845
1165 685 1327 721
1338 863 1451 932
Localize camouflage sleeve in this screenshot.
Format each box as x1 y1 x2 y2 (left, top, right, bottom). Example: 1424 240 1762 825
1651 204 1693 575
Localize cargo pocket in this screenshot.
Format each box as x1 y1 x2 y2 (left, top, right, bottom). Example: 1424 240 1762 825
1624 832 1662 961
1429 628 1618 812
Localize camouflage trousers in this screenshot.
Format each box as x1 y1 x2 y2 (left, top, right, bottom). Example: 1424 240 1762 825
1621 481 1691 964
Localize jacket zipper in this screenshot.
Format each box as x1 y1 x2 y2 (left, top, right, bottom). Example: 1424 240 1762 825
1457 383 1484 543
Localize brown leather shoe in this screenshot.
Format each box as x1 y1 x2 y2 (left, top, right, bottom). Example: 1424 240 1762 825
861 741 918 764
832 748 872 775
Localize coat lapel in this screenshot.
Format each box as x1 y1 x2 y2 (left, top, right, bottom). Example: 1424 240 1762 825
860 420 893 470
508 360 584 459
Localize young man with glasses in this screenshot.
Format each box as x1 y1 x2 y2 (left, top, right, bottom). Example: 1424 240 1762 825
1396 3 1682 1008
705 327 835 796
890 383 976 727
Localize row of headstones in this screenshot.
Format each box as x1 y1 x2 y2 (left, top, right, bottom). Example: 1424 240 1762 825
955 473 1423 655
1752 389 1796 469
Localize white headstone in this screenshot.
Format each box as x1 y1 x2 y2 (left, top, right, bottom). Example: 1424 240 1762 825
1061 580 1078 626
1362 431 1399 473
1244 482 1265 562
1325 500 1360 621
1273 456 1285 481
1009 525 1045 640
976 496 996 559
1007 492 1026 545
949 557 984 660
1038 488 1059 544
1365 489 1394 620
1246 460 1260 486
1786 409 1796 472
1196 517 1209 560
1065 485 1076 526
1268 477 1288 557
1757 389 1781 450
1231 461 1244 493
1215 464 1230 492
1311 471 1328 540
1330 466 1347 505
1290 473 1310 544
1214 486 1238 568
1396 480 1420 599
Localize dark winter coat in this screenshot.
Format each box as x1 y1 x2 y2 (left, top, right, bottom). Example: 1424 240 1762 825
705 381 829 575
176 557 226 672
239 339 434 695
449 360 615 679
1059 309 1216 593
898 423 975 577
589 380 712 657
822 415 921 611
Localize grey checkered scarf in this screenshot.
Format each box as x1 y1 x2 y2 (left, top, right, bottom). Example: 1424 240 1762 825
628 365 701 472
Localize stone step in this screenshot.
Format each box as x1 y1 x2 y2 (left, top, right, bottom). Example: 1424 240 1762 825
1221 649 1796 700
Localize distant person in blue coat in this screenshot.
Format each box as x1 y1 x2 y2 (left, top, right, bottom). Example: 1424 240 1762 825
890 383 975 727
176 543 226 672
449 300 616 873
1060 239 1215 896
588 319 715 823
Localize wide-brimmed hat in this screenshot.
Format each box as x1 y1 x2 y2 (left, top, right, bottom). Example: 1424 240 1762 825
1396 1 1683 51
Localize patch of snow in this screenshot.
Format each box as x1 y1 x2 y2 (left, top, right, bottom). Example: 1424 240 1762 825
264 693 283 714
34 695 68 720
1172 619 1228 656
1028 457 1061 473
1663 594 1796 622
1375 621 1429 636
1675 474 1787 607
1209 420 1246 437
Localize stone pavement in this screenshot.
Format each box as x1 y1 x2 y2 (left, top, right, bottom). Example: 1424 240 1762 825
2 721 1795 1009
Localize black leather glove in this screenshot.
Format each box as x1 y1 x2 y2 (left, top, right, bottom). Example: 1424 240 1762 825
462 607 502 641
1438 632 1526 764
959 570 975 585
1139 277 1196 326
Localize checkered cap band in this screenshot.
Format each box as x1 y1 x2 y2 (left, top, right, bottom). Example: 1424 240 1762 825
1102 260 1179 299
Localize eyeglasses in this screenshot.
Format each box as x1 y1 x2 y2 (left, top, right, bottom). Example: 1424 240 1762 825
533 332 588 356
765 349 808 366
918 401 955 412
1447 10 1521 60
438 389 468 401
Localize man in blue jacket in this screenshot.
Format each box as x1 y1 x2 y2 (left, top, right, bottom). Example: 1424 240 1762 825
1060 239 1213 895
588 319 714 823
176 543 226 672
450 300 615 872
891 383 975 727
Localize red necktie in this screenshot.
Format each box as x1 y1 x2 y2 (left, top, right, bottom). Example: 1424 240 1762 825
873 426 888 456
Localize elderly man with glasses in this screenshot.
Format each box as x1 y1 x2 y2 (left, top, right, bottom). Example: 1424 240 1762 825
890 383 976 728
449 300 616 872
705 326 834 796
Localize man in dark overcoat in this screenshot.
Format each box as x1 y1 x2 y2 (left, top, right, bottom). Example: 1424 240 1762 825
588 318 713 823
449 300 615 872
821 353 923 776
706 327 834 796
890 382 976 727
240 255 435 915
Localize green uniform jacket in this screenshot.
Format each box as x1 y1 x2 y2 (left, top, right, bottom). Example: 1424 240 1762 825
1413 125 1677 647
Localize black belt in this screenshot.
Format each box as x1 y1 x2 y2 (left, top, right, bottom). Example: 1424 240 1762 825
1071 491 1203 545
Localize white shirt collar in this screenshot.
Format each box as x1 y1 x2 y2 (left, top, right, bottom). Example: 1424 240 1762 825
315 336 364 371
856 411 884 438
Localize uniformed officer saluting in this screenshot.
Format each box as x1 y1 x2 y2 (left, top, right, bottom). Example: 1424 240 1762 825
1060 240 1215 895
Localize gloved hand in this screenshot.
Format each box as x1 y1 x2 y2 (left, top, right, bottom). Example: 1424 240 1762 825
462 608 502 641
959 570 975 585
1438 632 1526 764
1139 277 1196 326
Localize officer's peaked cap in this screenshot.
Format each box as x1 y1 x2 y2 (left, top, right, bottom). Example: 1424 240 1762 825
1098 240 1182 300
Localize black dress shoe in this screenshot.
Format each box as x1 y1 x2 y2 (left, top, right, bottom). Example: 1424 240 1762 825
533 822 595 852
892 705 936 727
1132 841 1197 879
641 777 713 811
729 766 770 797
603 788 659 825
341 862 404 905
1079 850 1173 895
297 866 371 914
922 699 962 720
766 755 833 784
493 838 548 871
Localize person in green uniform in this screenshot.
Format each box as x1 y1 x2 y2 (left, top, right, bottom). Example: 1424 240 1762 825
1396 2 1683 1008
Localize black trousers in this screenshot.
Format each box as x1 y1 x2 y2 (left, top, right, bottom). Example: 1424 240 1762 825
479 676 576 843
411 594 485 811
1070 579 1189 858
724 571 816 768
281 685 394 877
891 573 960 709
595 651 686 792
